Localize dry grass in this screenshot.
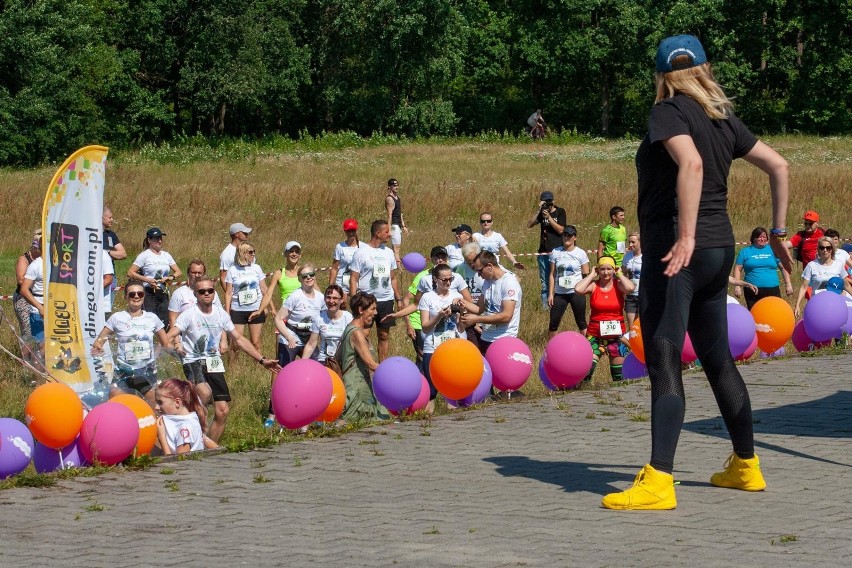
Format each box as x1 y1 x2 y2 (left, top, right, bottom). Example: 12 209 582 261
0 136 849 444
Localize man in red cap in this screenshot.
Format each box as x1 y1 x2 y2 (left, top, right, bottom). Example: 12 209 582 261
329 218 367 300
786 210 824 267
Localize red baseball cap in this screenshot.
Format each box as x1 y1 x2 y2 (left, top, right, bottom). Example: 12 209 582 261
343 218 359 231
803 210 819 222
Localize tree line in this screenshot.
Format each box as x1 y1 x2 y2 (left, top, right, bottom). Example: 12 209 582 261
1 0 849 166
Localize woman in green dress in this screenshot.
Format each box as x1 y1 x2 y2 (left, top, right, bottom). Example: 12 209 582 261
337 292 388 423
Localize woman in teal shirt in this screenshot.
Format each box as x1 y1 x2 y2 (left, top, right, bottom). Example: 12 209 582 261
733 227 793 309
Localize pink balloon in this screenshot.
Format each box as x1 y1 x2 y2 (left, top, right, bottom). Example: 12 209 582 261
272 359 334 429
543 331 593 388
79 402 140 466
681 333 697 363
792 319 831 352
735 334 758 361
485 336 533 392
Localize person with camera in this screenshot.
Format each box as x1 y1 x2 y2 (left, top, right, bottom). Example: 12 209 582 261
419 263 467 413
527 190 567 309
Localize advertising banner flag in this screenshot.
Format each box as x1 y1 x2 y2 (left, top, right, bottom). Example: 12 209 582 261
42 145 112 394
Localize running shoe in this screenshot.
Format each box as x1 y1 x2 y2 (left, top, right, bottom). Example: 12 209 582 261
601 464 677 510
710 453 766 491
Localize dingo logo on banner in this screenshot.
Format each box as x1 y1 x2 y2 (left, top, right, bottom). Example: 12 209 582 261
42 146 112 393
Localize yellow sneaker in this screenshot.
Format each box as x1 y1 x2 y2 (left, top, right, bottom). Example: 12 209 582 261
601 464 677 510
710 453 766 491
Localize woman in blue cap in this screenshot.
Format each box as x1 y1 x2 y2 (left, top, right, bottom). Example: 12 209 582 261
601 35 791 510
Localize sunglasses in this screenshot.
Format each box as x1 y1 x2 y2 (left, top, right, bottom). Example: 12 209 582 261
437 277 453 283
480 219 492 224
127 291 145 299
197 288 216 295
247 250 256 255
818 245 833 251
300 272 316 280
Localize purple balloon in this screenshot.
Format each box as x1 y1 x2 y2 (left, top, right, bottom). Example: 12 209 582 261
373 356 421 412
538 359 558 391
727 303 757 357
759 347 786 359
458 359 493 406
622 352 648 380
0 418 34 479
33 438 87 473
803 291 848 342
840 303 852 336
401 252 427 274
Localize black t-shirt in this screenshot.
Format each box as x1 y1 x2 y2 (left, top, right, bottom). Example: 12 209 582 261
636 95 757 253
103 229 120 267
536 206 567 252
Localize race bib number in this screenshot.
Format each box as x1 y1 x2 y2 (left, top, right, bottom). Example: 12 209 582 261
125 340 151 363
238 287 258 306
600 320 622 337
325 342 338 357
616 241 626 254
433 331 455 348
373 259 391 278
205 355 225 373
559 274 582 289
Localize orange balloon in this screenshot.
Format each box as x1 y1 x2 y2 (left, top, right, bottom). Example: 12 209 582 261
25 382 84 449
112 394 157 456
751 296 795 353
318 369 346 422
628 318 646 363
429 338 483 400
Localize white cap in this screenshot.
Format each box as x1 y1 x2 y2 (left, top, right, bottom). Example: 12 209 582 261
284 241 302 253
229 222 252 235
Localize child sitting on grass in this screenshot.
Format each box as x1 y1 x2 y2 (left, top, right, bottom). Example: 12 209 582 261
155 378 218 455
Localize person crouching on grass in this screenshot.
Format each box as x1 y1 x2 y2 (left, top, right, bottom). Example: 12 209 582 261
166 276 280 442
155 378 217 455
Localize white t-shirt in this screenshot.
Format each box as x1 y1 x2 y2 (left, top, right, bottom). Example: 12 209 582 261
350 244 397 301
105 310 164 369
802 258 846 291
132 249 176 289
417 272 468 295
174 305 235 363
168 285 223 314
160 414 204 453
549 247 590 295
225 263 265 311
281 288 327 346
480 272 522 342
419 290 465 353
219 243 237 273
23 258 44 313
445 243 465 269
454 263 484 303
835 248 850 268
473 231 508 255
101 250 115 313
622 251 643 296
333 241 369 294
310 310 354 361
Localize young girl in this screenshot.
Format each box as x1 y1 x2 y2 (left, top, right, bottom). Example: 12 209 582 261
155 379 215 455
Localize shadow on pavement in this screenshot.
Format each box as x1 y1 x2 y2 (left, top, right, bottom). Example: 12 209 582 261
483 456 640 496
684 390 852 467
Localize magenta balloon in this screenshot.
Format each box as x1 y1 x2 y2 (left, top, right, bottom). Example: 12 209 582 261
791 319 830 352
401 252 427 273
839 303 852 335
803 291 848 342
33 438 86 473
543 331 593 388
79 403 139 466
373 356 421 412
735 334 759 361
272 359 334 429
681 333 697 363
0 418 34 479
727 303 757 357
538 359 557 391
622 352 648 380
485 336 533 392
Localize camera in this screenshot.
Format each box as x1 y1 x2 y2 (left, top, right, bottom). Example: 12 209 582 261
450 304 464 314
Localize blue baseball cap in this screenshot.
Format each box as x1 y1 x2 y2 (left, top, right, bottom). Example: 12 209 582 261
656 35 707 73
826 277 844 294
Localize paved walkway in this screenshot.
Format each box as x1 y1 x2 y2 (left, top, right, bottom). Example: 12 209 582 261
2 354 851 567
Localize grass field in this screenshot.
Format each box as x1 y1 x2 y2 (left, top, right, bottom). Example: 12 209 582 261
0 135 850 450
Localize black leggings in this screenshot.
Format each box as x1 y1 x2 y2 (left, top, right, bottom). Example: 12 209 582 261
743 285 780 310
640 246 754 474
549 293 587 332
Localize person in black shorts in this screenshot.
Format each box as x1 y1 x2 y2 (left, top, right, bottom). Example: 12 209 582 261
601 35 792 510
